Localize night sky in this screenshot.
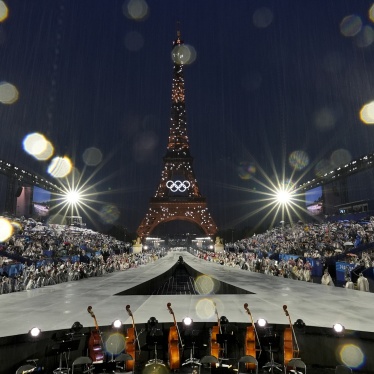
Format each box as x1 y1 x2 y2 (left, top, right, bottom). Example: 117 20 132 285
1 0 374 234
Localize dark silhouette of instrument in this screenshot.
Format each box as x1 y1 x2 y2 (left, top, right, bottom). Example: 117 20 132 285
243 303 261 369
283 305 300 367
125 305 140 371
210 302 221 359
87 306 105 363
167 302 183 370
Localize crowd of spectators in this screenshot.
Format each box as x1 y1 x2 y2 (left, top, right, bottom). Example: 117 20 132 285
192 218 374 291
1 214 374 296
0 215 164 295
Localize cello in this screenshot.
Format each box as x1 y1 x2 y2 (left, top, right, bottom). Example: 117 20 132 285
210 302 221 360
243 303 261 369
283 305 300 367
167 302 183 370
125 305 140 371
87 306 105 363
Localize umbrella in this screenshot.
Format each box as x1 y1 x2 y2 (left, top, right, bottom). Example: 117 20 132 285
343 242 354 246
334 249 342 253
346 253 358 257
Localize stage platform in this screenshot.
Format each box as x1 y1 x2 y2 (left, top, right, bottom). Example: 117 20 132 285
1 250 373 373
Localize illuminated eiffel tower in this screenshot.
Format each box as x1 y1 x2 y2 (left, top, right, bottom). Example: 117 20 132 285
137 30 218 238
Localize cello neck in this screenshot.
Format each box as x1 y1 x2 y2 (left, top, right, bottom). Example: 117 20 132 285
244 303 262 356
167 302 183 348
87 306 100 332
283 305 299 354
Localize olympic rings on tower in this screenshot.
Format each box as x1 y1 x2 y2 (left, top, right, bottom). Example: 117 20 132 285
166 180 191 192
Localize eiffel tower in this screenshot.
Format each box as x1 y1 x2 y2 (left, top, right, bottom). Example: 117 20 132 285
137 30 218 238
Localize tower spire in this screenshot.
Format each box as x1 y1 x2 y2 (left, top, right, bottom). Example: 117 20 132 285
137 31 217 238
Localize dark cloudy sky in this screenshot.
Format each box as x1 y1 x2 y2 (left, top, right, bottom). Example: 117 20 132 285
1 0 374 233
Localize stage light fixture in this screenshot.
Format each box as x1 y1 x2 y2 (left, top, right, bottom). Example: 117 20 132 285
257 318 267 327
29 327 41 338
333 323 345 334
112 319 122 329
183 317 193 326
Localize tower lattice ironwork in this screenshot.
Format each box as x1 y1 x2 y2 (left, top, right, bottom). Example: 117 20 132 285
137 31 218 238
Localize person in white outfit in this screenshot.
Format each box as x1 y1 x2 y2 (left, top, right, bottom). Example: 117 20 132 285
357 273 370 292
344 277 355 289
321 269 334 286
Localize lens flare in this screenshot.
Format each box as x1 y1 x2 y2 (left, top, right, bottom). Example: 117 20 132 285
23 133 48 157
360 101 374 124
171 44 197 65
195 275 216 294
0 1 8 22
105 333 125 355
100 204 120 224
288 150 309 171
196 298 220 319
0 81 18 104
82 147 103 166
340 14 362 37
48 156 72 178
237 161 256 180
123 0 149 21
253 7 274 28
0 217 13 241
339 344 365 369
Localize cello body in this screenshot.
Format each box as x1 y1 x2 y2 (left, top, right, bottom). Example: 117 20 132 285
88 330 104 362
282 305 299 367
210 325 220 359
125 327 136 370
167 303 182 370
243 303 261 371
125 305 139 371
283 327 293 367
87 306 104 363
168 325 180 370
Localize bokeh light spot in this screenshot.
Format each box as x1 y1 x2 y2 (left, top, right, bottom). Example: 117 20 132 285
314 159 332 178
23 133 53 159
370 4 374 23
314 107 337 131
48 156 72 178
0 217 13 242
82 147 103 166
0 82 19 104
0 1 8 22
195 275 215 294
123 0 149 21
195 298 220 319
330 149 352 168
253 7 274 28
340 15 362 37
288 150 309 171
171 44 197 65
35 140 54 161
237 161 256 180
106 333 125 355
100 204 120 224
354 25 374 48
339 344 365 369
360 101 374 124
124 31 144 51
